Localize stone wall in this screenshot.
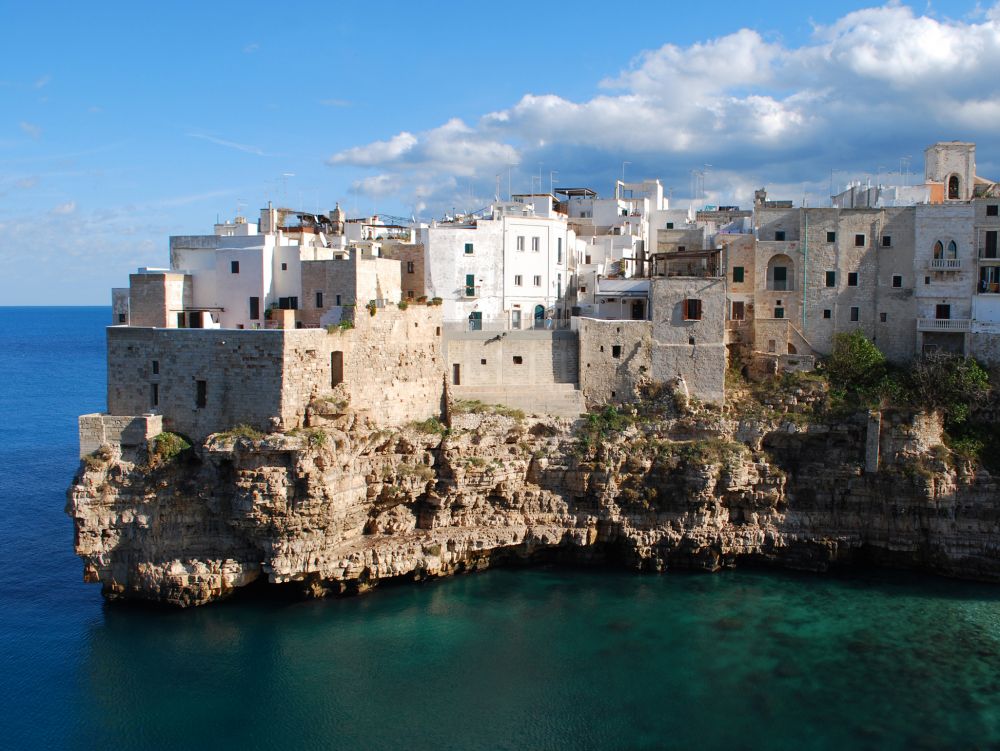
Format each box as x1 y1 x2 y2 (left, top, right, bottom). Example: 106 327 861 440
443 329 578 388
107 327 288 439
128 272 190 328
299 257 403 327
578 318 652 405
105 304 445 441
381 242 426 302
650 277 726 404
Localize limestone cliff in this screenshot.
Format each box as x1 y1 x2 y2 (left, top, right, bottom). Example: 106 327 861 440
67 399 1000 607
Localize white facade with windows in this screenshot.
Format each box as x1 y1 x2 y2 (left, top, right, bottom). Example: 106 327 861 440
421 200 573 329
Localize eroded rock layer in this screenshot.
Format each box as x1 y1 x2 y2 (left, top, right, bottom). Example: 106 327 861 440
67 407 1000 607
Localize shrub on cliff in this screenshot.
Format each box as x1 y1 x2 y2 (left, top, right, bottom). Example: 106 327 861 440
826 330 886 388
149 432 191 466
907 353 989 425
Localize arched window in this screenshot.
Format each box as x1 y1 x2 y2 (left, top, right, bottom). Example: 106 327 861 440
933 241 944 259
949 175 960 199
947 240 957 259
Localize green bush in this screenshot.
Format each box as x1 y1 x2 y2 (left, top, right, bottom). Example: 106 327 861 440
826 330 885 388
398 300 409 310
218 424 264 441
149 432 191 464
907 353 989 424
411 416 446 435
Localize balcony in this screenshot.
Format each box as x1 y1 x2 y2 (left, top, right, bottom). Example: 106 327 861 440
928 258 961 271
917 318 971 332
463 285 481 299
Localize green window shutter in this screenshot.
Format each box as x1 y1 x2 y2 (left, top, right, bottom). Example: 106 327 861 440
465 274 475 296
464 243 474 254
826 271 836 287
733 266 744 283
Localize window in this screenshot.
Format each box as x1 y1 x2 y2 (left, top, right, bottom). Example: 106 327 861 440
464 243 474 255
684 298 702 320
733 266 745 283
848 272 858 286
278 296 298 310
249 296 260 320
407 290 414 299
775 230 786 241
986 231 998 258
531 237 540 252
666 222 674 229
825 271 836 287
465 274 475 297
152 360 159 375
933 240 944 259
407 261 415 273
579 285 587 294
925 276 930 285
533 275 541 286
231 261 240 274
480 358 487 365
516 236 525 251
335 294 341 306
315 291 323 308
774 306 784 319
852 234 864 247
151 383 159 407
731 301 745 320
947 240 958 259
512 356 523 365
936 304 951 320
331 351 343 387
823 309 832 319
850 307 859 322
281 262 287 271
118 313 126 323
585 254 592 264
767 339 776 353
882 236 892 247
514 275 523 286
612 345 622 358
826 231 836 243
557 238 563 264
880 312 887 322
949 175 960 200
195 380 207 408
892 275 902 288
988 204 999 217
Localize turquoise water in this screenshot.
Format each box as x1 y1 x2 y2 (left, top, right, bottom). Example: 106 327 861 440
2 307 1000 750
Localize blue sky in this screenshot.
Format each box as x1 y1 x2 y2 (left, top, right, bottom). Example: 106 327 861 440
2 0 998 304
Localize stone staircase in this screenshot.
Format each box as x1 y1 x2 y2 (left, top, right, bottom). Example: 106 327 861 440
451 383 586 419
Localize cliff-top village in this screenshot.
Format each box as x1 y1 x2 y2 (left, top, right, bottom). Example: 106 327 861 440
80 141 1000 456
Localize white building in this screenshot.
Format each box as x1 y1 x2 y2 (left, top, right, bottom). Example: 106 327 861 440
422 197 573 330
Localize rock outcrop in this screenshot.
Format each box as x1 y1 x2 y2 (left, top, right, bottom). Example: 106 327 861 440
67 404 1000 607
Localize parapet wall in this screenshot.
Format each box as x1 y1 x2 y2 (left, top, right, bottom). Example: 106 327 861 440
79 413 162 459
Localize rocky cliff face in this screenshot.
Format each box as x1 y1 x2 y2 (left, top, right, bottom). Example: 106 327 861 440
67 400 1000 607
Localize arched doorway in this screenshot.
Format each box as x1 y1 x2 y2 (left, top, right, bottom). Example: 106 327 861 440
949 175 960 200
766 254 795 291
533 304 545 329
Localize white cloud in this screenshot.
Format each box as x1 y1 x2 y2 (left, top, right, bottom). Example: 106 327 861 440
319 98 351 108
51 200 76 215
19 121 41 139
243 42 259 54
327 3 1000 214
187 132 270 156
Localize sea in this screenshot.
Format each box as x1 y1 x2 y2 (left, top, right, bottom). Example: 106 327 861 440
1 306 999 750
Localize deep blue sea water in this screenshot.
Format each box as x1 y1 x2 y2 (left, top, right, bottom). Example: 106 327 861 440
2 306 1000 750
